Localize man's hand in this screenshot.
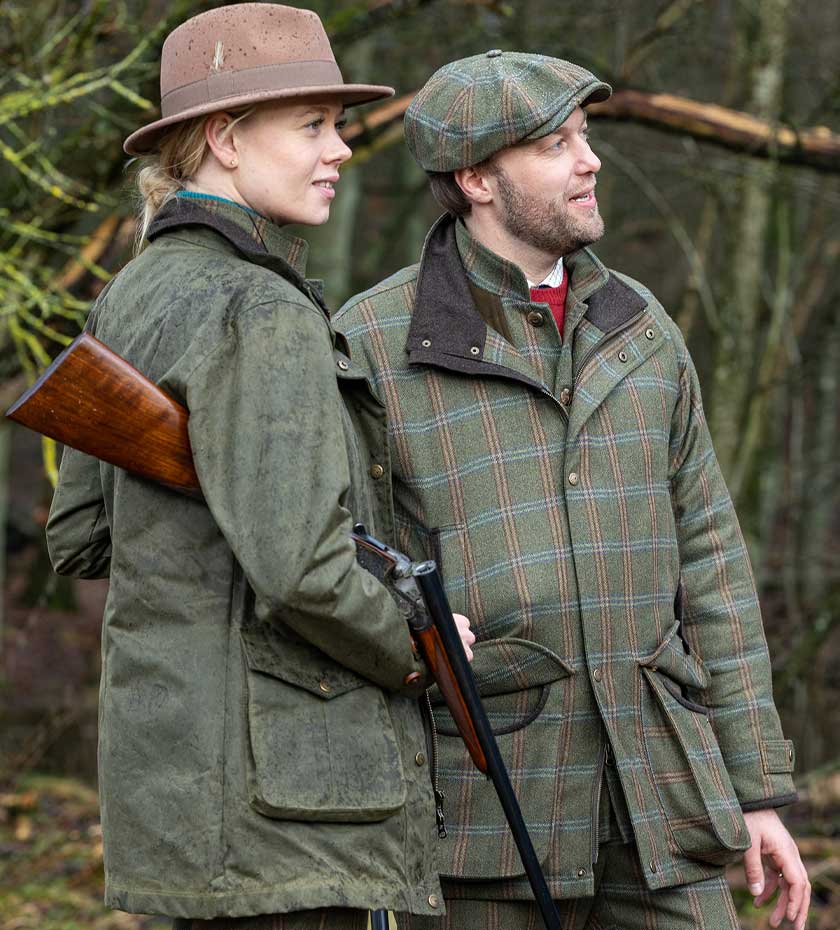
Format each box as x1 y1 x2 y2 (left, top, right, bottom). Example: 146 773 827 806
453 613 476 661
742 809 810 930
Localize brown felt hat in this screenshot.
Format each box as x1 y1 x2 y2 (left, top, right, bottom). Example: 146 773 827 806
124 3 394 155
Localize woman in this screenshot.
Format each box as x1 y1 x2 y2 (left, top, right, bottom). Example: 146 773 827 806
46 5 472 928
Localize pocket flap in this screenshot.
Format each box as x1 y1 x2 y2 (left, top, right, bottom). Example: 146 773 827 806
428 637 574 706
761 739 795 774
241 627 366 699
639 621 710 691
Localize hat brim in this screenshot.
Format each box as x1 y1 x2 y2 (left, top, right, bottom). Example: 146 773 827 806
524 79 613 144
124 83 394 156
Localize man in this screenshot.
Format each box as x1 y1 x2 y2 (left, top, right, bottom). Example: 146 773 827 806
336 52 809 929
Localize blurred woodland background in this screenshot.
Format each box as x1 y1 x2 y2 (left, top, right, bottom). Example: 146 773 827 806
1 0 839 927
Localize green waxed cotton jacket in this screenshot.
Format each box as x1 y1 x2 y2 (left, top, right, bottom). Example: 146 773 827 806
335 215 797 898
45 197 443 919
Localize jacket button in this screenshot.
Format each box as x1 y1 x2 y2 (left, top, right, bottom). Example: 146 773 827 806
404 671 422 686
415 752 426 766
618 350 628 362
319 679 331 694
559 387 571 405
645 328 655 340
527 310 545 327
369 463 385 480
650 860 657 873
421 338 432 348
470 346 480 356
428 894 440 908
593 667 602 682
577 867 587 878
568 472 579 486
337 359 349 371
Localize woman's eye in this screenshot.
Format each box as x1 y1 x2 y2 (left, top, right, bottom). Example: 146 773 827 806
336 118 348 132
306 117 324 130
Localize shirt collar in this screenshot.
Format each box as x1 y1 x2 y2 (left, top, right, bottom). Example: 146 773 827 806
527 257 564 289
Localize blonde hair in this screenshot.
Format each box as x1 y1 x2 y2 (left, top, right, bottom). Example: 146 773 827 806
133 107 256 253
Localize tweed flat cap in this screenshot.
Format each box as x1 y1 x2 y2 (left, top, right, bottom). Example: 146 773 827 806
404 51 611 172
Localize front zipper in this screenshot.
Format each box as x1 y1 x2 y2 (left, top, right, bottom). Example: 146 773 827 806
424 690 447 838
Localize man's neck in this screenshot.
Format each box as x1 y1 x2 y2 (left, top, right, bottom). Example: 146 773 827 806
462 213 559 285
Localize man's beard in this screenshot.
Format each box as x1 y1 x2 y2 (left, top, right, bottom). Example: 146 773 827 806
493 166 605 257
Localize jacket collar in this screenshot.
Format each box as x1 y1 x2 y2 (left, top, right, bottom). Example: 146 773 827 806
406 214 647 384
147 193 310 277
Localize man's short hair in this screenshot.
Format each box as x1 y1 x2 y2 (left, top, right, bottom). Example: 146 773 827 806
427 158 495 217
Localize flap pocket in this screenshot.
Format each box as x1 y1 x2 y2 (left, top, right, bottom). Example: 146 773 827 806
640 621 710 691
430 638 574 737
242 626 367 699
241 629 406 823
428 637 574 705
761 740 795 774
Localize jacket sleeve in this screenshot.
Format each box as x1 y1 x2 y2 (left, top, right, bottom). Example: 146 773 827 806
668 331 796 809
46 446 112 579
185 298 425 696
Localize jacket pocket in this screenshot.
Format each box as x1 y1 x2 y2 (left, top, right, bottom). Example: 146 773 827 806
429 637 574 736
639 623 749 864
241 629 407 823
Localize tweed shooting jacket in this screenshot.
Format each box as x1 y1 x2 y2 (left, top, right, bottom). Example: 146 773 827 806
335 215 796 897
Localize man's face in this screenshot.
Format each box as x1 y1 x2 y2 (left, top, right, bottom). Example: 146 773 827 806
484 106 604 257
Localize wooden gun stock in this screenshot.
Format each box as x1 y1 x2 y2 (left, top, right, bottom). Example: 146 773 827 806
5 332 199 494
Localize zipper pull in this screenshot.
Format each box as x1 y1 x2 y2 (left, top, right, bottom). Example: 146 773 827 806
434 788 447 838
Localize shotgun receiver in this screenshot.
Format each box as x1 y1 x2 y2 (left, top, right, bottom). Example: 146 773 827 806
6 331 565 930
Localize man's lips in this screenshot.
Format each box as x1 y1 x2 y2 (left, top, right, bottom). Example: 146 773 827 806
569 188 596 207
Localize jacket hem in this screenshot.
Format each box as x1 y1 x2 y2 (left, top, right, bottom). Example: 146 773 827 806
104 876 443 919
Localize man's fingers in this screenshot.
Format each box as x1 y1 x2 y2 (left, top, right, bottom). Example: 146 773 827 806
753 865 779 907
769 878 789 928
452 613 475 662
743 842 766 897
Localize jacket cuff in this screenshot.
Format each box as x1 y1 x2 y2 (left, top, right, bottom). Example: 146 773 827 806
729 739 796 808
741 792 799 812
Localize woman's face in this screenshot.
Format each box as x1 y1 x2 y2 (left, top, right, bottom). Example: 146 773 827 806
231 98 352 226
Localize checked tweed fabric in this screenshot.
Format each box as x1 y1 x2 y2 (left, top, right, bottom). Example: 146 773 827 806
404 52 611 172
335 216 796 898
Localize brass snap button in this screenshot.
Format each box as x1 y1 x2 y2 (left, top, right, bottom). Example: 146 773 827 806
559 387 571 405
526 310 545 327
404 671 422 686
337 359 349 371
415 752 426 766
486 49 503 58
318 679 331 694
421 338 432 348
618 350 628 363
592 667 602 682
577 867 587 878
649 860 657 873
428 894 440 908
369 463 385 480
568 472 579 486
645 328 655 340
469 346 480 356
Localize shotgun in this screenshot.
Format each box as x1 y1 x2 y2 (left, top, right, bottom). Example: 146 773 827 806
6 331 565 930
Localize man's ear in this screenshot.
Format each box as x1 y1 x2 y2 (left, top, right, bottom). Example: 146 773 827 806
204 113 240 168
454 164 494 206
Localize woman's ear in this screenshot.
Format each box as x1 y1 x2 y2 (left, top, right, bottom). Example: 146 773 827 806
454 164 494 206
204 113 240 169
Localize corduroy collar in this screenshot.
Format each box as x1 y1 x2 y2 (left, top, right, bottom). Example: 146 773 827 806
147 193 310 278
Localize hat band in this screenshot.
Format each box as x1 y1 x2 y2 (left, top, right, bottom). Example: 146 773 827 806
160 59 345 118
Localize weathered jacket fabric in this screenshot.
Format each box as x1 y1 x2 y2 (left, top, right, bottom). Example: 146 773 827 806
335 215 796 898
45 197 442 918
